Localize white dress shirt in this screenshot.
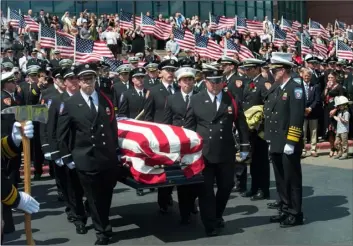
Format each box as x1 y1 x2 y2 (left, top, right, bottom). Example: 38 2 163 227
207 90 222 111
135 88 144 97
280 78 291 89
162 81 175 94
181 91 193 102
80 89 98 111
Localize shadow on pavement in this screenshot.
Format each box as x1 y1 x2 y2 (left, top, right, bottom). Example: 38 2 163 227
223 205 259 216
4 238 69 245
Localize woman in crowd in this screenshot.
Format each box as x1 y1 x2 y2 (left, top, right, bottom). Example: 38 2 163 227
323 71 345 157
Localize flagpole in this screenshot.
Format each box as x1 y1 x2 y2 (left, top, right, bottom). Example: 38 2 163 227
335 38 338 59
280 15 283 29
209 12 211 24
234 15 237 32
54 32 57 51
74 36 76 64
38 23 42 44
300 33 303 59
7 7 10 21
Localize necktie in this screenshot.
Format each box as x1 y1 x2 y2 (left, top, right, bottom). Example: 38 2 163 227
213 96 218 114
167 85 173 95
139 91 143 98
305 84 309 100
89 96 97 118
185 94 189 107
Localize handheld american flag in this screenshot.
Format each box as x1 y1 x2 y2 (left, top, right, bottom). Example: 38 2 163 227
336 40 353 60
235 16 247 35
140 13 155 35
224 39 253 61
209 13 235 30
313 43 328 59
246 19 264 36
195 35 222 61
56 32 74 58
347 31 353 42
119 10 133 30
103 57 124 73
309 19 329 40
273 26 286 47
172 28 195 51
301 34 313 56
75 37 113 63
281 17 292 32
39 24 55 48
335 20 345 32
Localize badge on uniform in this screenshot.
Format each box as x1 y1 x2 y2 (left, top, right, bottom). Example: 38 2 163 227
282 92 288 100
235 80 243 88
223 86 228 92
294 88 303 99
59 102 64 114
3 98 11 106
41 99 45 105
106 107 111 116
103 82 107 88
227 106 233 114
47 99 52 109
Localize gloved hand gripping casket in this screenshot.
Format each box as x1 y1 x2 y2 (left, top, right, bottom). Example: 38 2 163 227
117 119 205 184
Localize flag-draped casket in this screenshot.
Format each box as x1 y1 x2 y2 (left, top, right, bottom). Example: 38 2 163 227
117 119 205 184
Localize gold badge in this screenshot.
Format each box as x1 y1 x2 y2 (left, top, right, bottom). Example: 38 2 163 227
106 107 111 116
213 71 218 75
85 64 90 68
3 98 11 106
235 80 243 88
264 82 272 90
227 106 233 114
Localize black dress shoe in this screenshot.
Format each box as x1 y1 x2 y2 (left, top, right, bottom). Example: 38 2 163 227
33 174 41 181
267 201 282 209
159 207 169 214
168 195 173 206
233 186 246 193
241 190 256 198
269 212 288 223
216 218 225 228
250 191 270 201
191 203 199 214
205 228 220 237
94 238 109 245
76 224 87 234
57 192 65 202
280 214 304 228
180 217 191 225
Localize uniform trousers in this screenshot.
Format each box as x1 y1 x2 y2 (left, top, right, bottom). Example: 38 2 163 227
6 155 21 188
249 132 270 194
31 123 44 175
157 187 173 210
49 160 63 195
199 159 235 230
177 183 200 219
234 164 247 190
76 168 117 240
271 152 302 215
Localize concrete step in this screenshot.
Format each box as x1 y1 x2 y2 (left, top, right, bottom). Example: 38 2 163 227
20 140 353 177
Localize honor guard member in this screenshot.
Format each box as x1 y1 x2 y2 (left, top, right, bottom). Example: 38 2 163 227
143 59 179 213
234 58 271 200
144 63 160 89
57 63 119 245
40 68 64 100
184 67 250 236
1 62 14 72
1 72 23 188
47 67 88 234
96 62 114 100
59 58 74 69
324 57 338 83
128 56 140 68
192 63 205 92
18 65 45 180
50 50 62 68
1 121 39 240
163 67 199 225
26 49 41 68
112 64 133 114
118 67 147 119
2 48 19 67
265 53 305 227
336 59 347 85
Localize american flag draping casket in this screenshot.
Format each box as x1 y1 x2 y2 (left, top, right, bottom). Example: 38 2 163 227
117 119 205 184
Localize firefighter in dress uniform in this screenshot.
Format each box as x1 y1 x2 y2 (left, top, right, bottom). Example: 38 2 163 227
192 63 205 92
184 66 250 236
96 62 114 101
50 50 62 69
143 59 180 213
1 121 39 240
57 63 119 245
162 67 200 225
112 64 133 115
143 63 160 89
236 58 272 200
264 53 305 227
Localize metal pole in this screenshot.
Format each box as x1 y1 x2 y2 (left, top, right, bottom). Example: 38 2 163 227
133 1 136 29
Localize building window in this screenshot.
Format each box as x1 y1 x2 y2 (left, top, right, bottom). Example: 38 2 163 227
31 2 53 14
213 1 224 16
6 1 30 13
225 1 236 17
248 7 255 20
169 1 183 16
237 6 246 18
265 0 272 20
97 2 117 15
185 1 199 18
200 2 212 21
118 2 133 13
153 1 168 18
54 1 75 16
136 1 152 16
81 1 97 14
256 1 264 21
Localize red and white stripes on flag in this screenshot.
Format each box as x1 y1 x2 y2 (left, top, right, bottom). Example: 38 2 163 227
172 28 195 51
336 39 353 60
313 43 328 58
117 119 205 184
55 31 74 58
195 35 222 60
308 19 329 40
209 13 235 30
39 24 55 48
140 13 172 40
75 37 113 63
246 20 264 36
292 21 301 33
23 15 39 32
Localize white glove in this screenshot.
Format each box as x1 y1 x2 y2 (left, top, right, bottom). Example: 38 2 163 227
66 161 76 169
240 152 249 161
55 158 64 167
17 191 40 214
44 153 52 160
11 121 34 146
284 144 295 155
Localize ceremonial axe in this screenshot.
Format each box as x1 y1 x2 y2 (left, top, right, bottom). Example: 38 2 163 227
1 104 49 246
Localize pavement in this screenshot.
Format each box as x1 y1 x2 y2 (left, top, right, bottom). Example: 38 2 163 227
4 155 353 245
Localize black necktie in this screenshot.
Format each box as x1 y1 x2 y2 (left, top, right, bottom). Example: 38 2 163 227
185 94 189 107
213 96 218 114
89 96 97 118
167 85 173 95
139 91 143 98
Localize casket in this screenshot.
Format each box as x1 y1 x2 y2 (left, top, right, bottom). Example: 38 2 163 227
117 119 205 185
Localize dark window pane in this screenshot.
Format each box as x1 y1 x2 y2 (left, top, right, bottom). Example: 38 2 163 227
265 9 272 20
53 1 75 16
97 2 117 15
237 6 246 18
118 1 133 13
237 1 246 7
256 1 264 9
6 1 30 13
136 1 152 16
247 7 255 19
32 1 53 14
247 1 254 8
82 1 97 14
213 2 224 16
225 1 236 17
169 1 183 16
200 2 212 20
257 8 264 21
185 2 199 18
153 1 169 18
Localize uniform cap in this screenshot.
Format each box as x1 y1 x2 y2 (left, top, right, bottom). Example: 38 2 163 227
135 52 144 58
269 52 295 68
52 68 63 78
179 57 194 68
26 65 41 75
61 67 76 79
130 67 147 78
217 55 239 65
240 58 266 68
158 59 179 70
2 62 14 69
53 50 61 54
75 63 97 77
192 63 202 72
144 63 159 71
1 71 16 84
128 56 139 64
117 64 132 74
327 56 338 64
203 69 224 84
175 67 196 81
59 59 74 68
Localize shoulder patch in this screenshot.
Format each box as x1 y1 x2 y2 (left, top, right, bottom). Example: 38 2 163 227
41 99 45 105
59 102 64 114
47 99 52 109
294 88 303 99
3 98 11 106
264 82 272 90
293 78 302 85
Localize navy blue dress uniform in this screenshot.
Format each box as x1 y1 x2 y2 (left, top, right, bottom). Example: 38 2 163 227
264 53 305 227
18 65 44 179
143 63 160 89
234 59 271 200
184 68 250 236
2 48 19 67
162 67 200 223
112 64 133 114
118 67 148 119
50 50 62 68
1 72 23 188
46 67 88 234
192 63 206 93
57 63 118 244
96 62 114 101
143 59 180 123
